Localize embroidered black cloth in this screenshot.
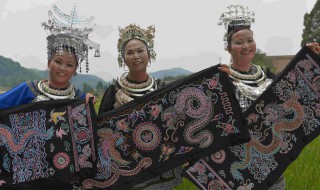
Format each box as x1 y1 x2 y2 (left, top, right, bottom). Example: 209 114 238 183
183 46 320 190
0 99 97 189
75 65 250 189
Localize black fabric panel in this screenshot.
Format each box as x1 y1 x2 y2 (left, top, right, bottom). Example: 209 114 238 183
75 64 250 189
183 46 320 190
0 99 98 189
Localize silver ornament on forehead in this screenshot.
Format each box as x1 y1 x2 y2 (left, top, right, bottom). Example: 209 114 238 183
41 2 100 72
217 5 255 50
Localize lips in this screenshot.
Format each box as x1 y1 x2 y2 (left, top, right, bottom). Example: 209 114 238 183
241 50 251 54
133 61 142 65
57 72 67 77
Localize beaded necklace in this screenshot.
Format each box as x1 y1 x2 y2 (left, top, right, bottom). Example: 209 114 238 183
114 73 157 108
229 64 272 100
38 80 75 99
118 73 155 93
229 64 265 84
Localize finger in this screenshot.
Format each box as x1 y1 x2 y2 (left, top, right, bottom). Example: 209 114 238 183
86 96 90 104
92 97 97 104
219 64 229 68
218 67 231 75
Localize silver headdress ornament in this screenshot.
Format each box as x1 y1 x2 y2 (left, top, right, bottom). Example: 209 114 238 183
217 5 255 50
117 24 156 68
41 3 100 73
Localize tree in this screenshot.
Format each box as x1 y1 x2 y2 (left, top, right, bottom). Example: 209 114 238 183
83 83 94 93
96 81 104 91
95 80 106 97
252 49 276 74
301 1 320 46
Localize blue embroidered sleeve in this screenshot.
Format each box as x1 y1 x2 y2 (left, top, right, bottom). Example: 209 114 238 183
0 82 36 109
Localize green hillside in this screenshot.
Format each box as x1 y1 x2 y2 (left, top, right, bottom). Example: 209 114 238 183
0 55 107 91
0 56 42 87
0 55 193 93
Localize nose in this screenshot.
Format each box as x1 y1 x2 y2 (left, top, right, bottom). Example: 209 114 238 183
58 63 67 70
242 42 250 49
133 52 139 59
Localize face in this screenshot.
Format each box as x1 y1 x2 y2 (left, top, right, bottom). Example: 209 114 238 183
123 39 149 73
48 50 77 88
228 29 256 65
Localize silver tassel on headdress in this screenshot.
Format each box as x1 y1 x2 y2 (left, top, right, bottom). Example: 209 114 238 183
41 3 100 73
217 5 255 50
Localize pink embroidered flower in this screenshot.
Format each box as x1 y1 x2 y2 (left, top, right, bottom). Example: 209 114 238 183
53 152 70 170
286 71 297 83
207 76 219 89
148 105 162 119
211 150 226 164
224 123 235 134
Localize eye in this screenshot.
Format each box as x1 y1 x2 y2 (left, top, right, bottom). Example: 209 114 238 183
67 63 75 68
126 51 133 55
235 41 244 45
54 59 62 64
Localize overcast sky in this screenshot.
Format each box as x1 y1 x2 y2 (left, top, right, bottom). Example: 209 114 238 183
0 0 317 81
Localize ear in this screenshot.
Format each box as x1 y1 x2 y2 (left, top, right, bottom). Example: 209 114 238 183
48 60 51 68
227 47 231 54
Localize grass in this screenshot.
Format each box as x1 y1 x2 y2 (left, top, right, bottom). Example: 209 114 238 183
283 135 320 190
0 87 10 94
173 136 320 190
94 100 320 190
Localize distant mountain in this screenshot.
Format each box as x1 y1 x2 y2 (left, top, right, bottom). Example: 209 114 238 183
150 67 192 79
0 56 42 87
0 55 193 91
71 74 108 90
36 70 108 90
0 55 107 90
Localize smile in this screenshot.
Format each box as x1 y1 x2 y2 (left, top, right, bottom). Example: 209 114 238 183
57 72 67 76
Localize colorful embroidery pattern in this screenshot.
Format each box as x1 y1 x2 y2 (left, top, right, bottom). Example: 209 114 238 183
75 65 249 189
184 47 320 190
0 99 97 187
53 152 70 170
133 122 161 151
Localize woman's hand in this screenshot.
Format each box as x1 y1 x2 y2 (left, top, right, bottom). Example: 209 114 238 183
306 42 320 55
85 93 97 105
218 64 231 75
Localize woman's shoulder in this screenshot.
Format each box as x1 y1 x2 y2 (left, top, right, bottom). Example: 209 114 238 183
25 80 41 95
72 85 86 99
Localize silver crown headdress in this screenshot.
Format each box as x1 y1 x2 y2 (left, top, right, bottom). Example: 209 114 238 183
117 24 156 68
41 3 100 72
217 5 255 50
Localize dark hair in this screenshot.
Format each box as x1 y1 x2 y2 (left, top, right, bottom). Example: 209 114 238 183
227 26 252 50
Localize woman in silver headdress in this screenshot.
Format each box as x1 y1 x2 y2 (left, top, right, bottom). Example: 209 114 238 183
0 3 99 109
99 24 159 113
218 5 320 190
98 24 182 190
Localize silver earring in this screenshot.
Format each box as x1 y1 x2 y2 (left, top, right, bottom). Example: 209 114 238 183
123 65 128 72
